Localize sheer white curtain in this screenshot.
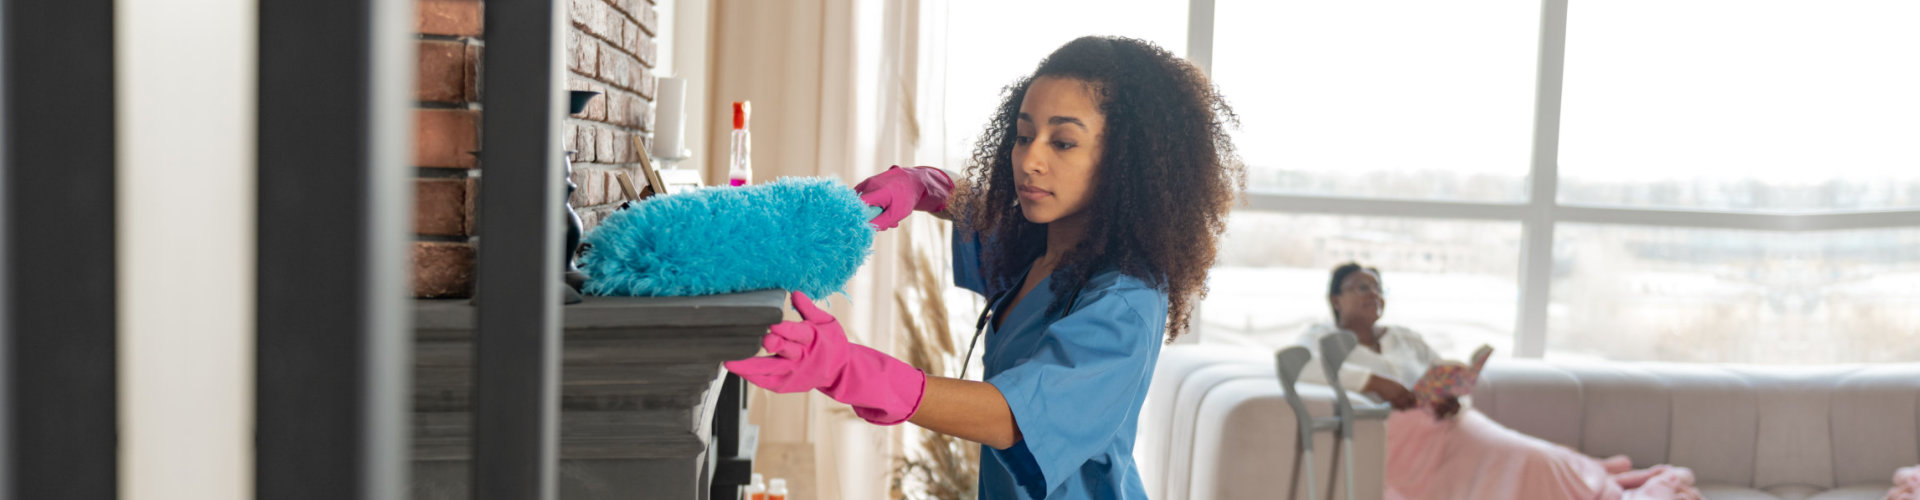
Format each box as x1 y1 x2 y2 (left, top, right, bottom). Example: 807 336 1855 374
707 0 945 497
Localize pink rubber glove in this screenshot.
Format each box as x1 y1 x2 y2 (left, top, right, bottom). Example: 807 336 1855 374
852 166 953 231
723 291 927 425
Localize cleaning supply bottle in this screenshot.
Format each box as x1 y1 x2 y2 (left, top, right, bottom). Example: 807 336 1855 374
767 478 788 500
729 101 752 186
746 473 766 500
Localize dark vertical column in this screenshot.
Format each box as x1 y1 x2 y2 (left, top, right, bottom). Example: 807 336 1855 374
256 0 413 499
1 1 118 499
709 374 759 500
472 0 566 499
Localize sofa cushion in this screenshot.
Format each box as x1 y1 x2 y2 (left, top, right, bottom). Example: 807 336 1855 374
1139 345 1268 499
1164 362 1274 499
1802 484 1898 500
1735 366 1846 489
1662 364 1762 488
1697 484 1783 500
1830 366 1920 486
1476 361 1920 493
1473 363 1585 449
1569 364 1673 467
1141 345 1388 500
1762 483 1825 500
1192 377 1385 500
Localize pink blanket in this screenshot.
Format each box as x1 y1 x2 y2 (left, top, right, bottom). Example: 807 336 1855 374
1887 465 1920 500
1383 409 1701 500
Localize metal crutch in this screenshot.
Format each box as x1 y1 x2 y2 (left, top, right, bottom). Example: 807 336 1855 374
1275 346 1342 500
1318 331 1393 500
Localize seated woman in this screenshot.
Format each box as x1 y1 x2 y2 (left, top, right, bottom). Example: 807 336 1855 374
1297 262 1702 500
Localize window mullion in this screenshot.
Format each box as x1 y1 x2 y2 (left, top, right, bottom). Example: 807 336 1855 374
1241 193 1530 221
1186 0 1214 343
1518 0 1570 359
1187 0 1215 75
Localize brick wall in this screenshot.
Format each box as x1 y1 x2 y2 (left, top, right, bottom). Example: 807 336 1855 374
410 0 663 298
412 0 483 298
563 0 659 233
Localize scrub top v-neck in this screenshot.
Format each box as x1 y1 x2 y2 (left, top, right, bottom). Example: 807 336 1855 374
953 226 1169 500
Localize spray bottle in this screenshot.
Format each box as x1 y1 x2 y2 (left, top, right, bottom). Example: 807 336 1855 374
729 101 752 186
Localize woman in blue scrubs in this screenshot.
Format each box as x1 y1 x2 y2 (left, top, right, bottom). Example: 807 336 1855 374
726 35 1243 499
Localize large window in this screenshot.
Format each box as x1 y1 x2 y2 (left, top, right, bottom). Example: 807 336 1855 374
1204 213 1520 361
1558 0 1920 213
941 0 1920 363
1548 225 1920 364
1194 0 1920 364
941 0 1186 176
1212 0 1539 203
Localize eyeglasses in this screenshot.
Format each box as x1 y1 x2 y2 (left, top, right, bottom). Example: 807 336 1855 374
1339 283 1383 295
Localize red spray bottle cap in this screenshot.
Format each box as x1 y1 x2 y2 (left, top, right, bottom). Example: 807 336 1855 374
732 101 750 130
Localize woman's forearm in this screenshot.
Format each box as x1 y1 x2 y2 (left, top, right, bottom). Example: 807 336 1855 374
929 168 969 221
1364 374 1416 410
908 375 1023 450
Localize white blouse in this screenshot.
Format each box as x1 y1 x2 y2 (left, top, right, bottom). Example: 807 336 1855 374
1294 322 1440 394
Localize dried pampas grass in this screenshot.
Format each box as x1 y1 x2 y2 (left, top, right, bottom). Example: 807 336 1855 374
890 232 978 500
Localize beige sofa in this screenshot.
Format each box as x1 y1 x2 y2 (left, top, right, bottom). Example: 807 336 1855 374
1138 345 1920 500
1139 345 1389 500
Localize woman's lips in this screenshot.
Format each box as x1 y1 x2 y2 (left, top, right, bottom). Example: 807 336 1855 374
1019 185 1051 201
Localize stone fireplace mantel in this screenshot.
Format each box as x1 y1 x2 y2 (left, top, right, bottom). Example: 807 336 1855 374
410 290 782 499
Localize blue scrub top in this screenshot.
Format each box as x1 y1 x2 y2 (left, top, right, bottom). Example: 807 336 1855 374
953 227 1168 500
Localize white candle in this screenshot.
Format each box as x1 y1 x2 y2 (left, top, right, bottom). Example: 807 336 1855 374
652 76 688 159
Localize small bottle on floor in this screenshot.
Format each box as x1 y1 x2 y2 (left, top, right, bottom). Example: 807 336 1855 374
767 478 788 500
745 473 765 500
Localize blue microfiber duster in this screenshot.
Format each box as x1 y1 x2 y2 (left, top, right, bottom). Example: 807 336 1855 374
579 177 878 298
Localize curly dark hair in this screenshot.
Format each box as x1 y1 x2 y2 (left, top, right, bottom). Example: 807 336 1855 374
958 36 1244 342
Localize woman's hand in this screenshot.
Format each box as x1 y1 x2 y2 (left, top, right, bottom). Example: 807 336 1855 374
1363 375 1417 410
852 166 954 230
723 291 927 424
1432 396 1462 419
